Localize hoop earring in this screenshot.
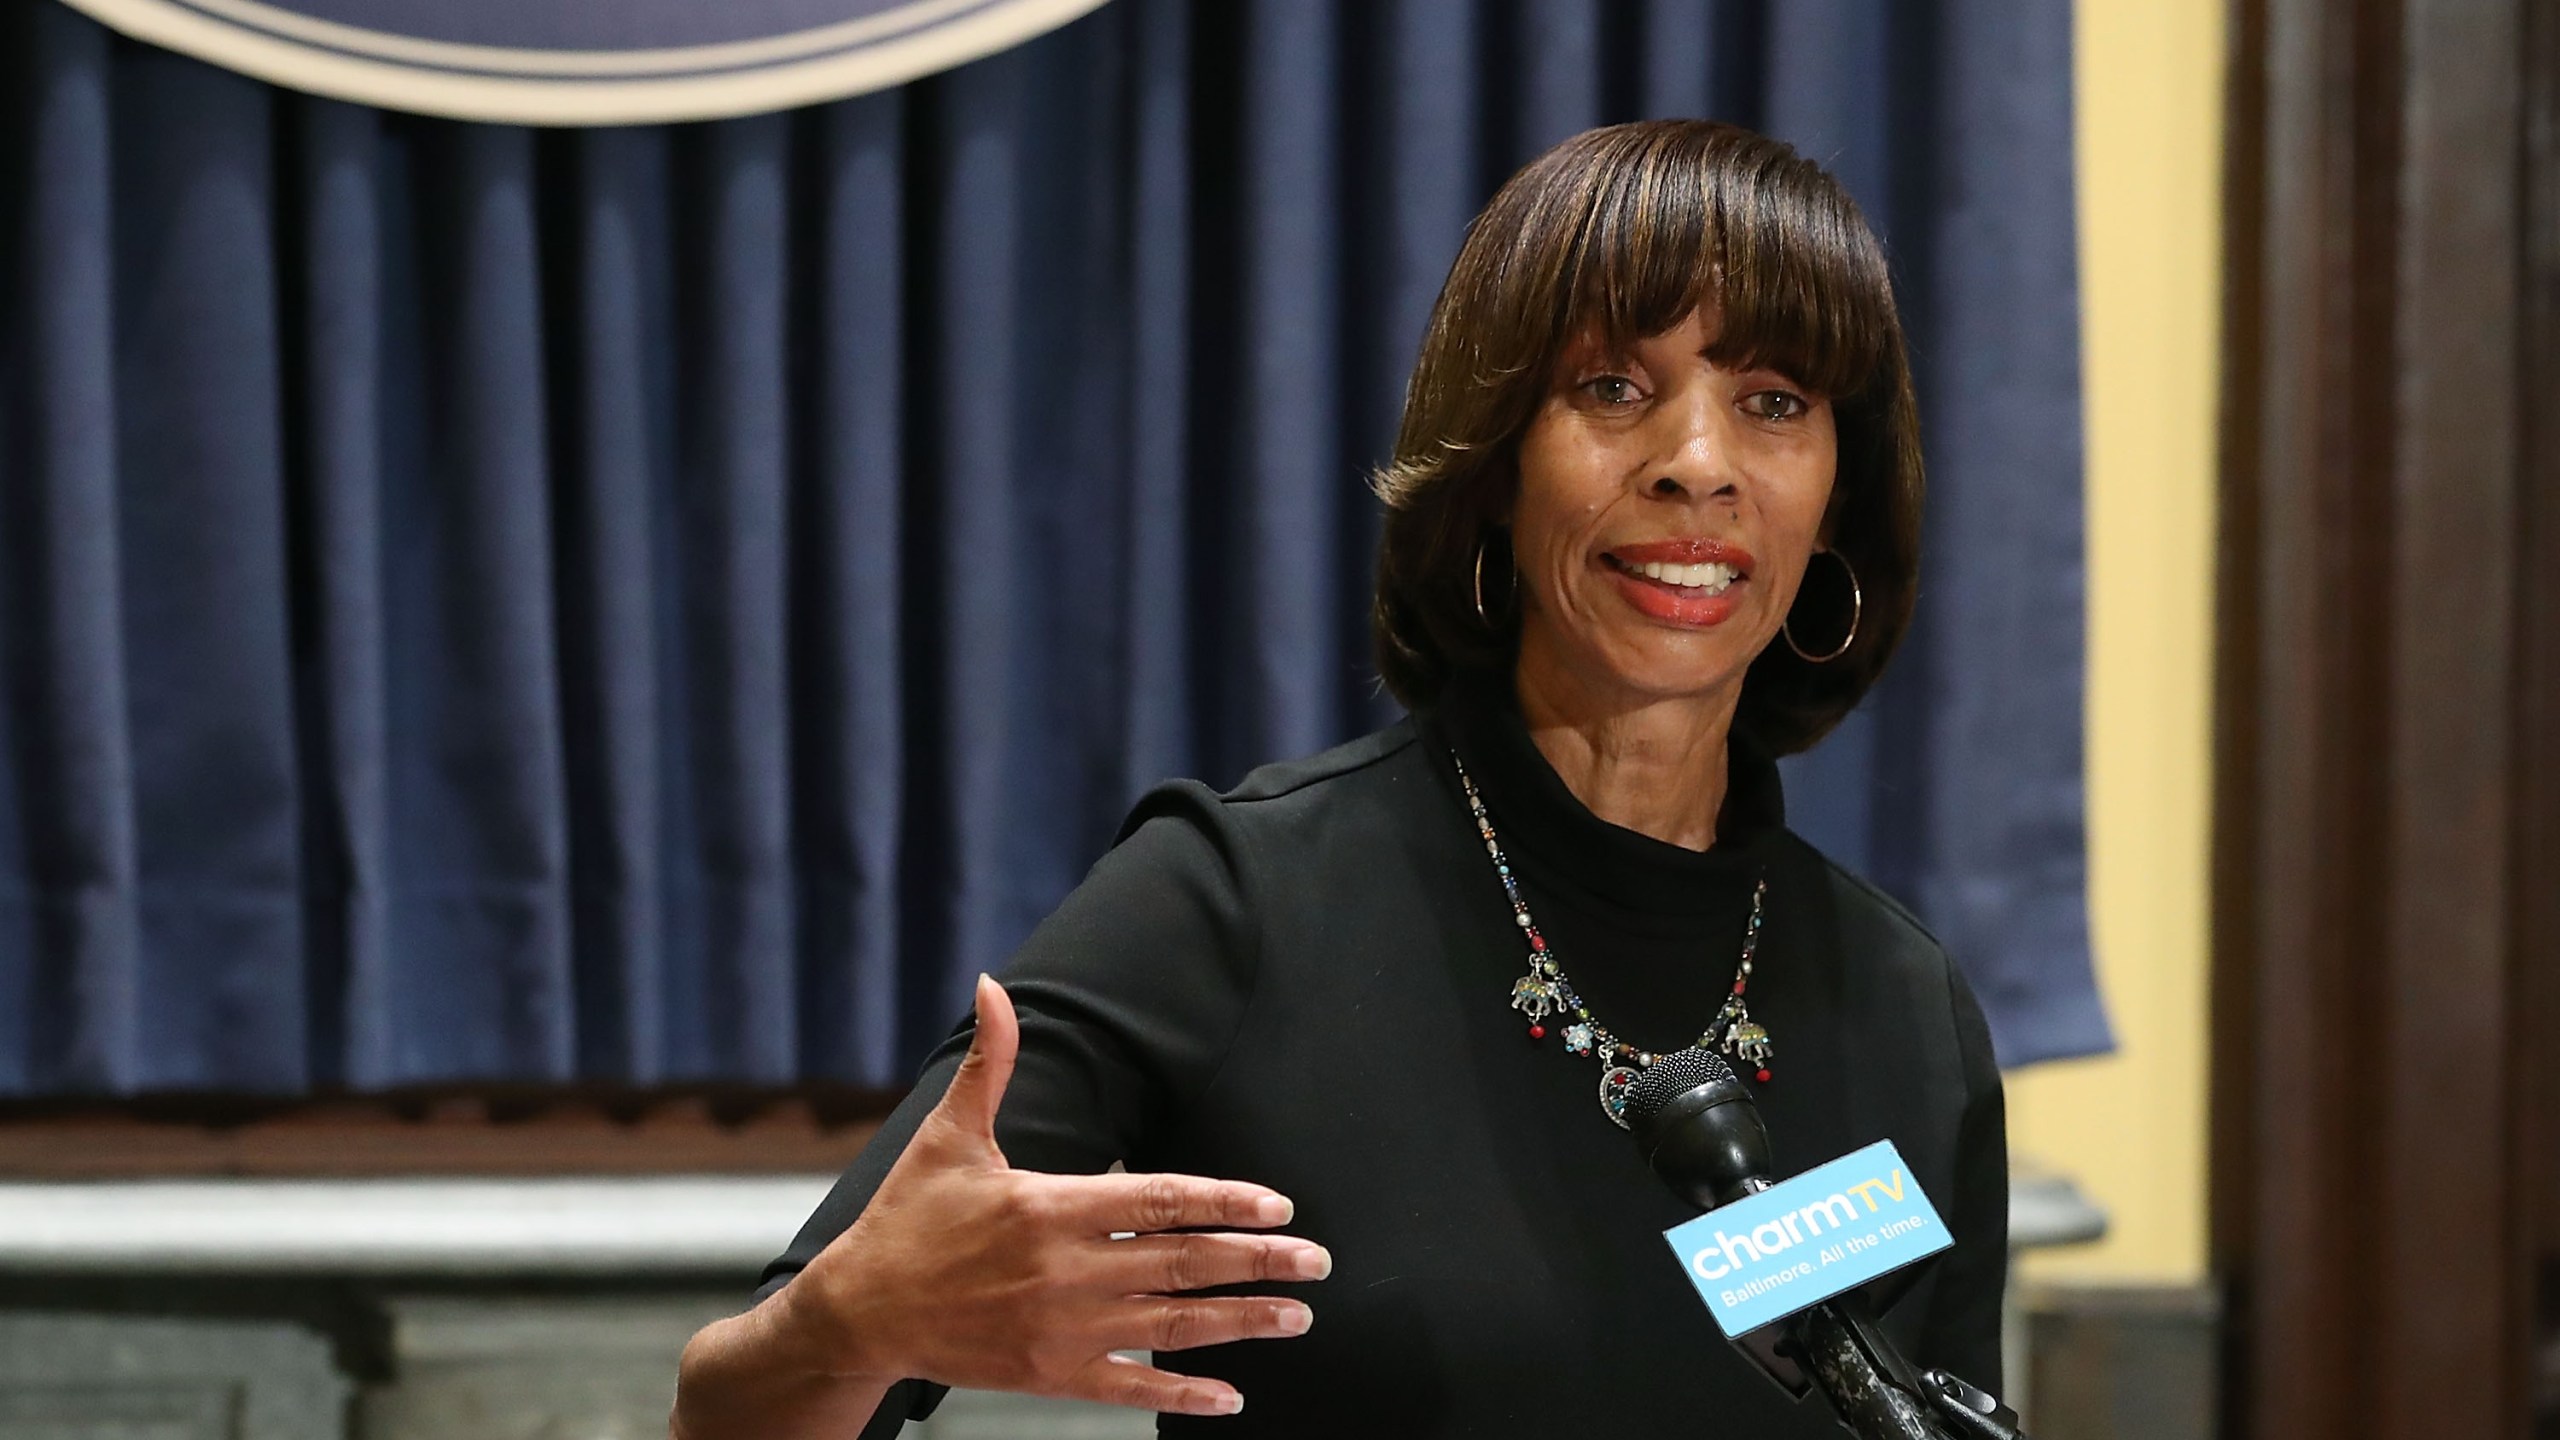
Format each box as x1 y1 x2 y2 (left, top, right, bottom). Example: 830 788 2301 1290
1472 539 1501 626
1783 550 1862 664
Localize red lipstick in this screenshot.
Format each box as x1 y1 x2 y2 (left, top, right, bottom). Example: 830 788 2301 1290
1604 537 1756 572
1598 537 1753 628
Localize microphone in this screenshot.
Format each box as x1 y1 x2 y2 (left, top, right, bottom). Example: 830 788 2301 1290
1625 1049 2028 1440
1624 1046 1770 1210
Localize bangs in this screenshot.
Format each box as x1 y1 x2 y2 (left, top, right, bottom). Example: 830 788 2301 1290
1542 128 1895 402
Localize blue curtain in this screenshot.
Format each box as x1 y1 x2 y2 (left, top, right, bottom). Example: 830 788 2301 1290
0 0 2104 1097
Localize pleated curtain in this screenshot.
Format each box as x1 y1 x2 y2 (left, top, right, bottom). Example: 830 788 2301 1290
0 0 2103 1096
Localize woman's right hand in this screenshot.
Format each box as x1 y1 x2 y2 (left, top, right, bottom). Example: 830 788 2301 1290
692 975 1327 1429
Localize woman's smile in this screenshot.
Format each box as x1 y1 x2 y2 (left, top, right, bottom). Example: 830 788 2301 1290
1600 539 1756 628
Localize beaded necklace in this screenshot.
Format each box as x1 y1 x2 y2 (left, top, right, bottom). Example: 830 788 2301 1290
1452 750 1775 1129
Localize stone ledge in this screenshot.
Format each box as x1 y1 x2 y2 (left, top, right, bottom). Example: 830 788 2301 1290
0 1176 836 1276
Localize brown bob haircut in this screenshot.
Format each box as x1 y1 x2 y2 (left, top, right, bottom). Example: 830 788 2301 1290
1370 119 1924 756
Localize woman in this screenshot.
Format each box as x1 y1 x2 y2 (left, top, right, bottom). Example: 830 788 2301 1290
673 119 2005 1438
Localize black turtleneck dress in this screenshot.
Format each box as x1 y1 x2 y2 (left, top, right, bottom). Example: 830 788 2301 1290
763 686 2009 1437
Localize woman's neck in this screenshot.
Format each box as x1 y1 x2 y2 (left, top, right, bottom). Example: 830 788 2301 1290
1510 650 1738 853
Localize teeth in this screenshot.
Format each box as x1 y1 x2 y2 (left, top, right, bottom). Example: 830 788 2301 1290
1620 557 1738 594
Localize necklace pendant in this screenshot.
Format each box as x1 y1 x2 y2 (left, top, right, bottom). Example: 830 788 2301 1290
1598 1065 1641 1129
1723 1018 1774 1068
1510 975 1558 1023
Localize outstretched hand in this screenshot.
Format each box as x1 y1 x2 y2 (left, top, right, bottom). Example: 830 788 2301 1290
779 976 1327 1418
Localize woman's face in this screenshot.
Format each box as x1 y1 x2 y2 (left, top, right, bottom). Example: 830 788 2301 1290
1508 305 1838 710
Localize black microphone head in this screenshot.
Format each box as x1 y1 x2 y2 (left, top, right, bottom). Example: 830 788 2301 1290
1624 1045 1742 1130
1626 1046 1772 1210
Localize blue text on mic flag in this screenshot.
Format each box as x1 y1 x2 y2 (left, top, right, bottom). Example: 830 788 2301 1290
1661 1139 1952 1337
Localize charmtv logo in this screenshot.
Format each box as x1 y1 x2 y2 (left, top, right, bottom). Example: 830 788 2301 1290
1690 1167 1923 1280
1661 1140 1952 1336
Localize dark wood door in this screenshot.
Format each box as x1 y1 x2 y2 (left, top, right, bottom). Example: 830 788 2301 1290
2214 1 2560 1438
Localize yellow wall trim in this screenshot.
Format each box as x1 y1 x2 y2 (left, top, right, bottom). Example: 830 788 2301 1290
2007 0 2224 1285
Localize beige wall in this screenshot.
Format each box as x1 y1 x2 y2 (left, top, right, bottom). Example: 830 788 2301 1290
2005 0 2225 1285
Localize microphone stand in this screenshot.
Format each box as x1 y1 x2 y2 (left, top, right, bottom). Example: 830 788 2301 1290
1626 1053 2030 1440
1716 1207 2030 1440
1725 1207 2030 1440
1718 1174 1949 1440
1773 1289 2029 1439
1784 1295 1947 1439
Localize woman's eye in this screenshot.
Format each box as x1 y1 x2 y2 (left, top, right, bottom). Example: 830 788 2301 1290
1744 389 1809 421
1580 375 1641 406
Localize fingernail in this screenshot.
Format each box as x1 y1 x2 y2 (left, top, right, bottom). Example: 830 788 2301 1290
1201 1389 1244 1415
1293 1245 1332 1280
1276 1304 1313 1335
1255 1195 1293 1225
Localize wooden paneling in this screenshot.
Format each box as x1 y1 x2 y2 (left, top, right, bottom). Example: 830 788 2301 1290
2523 0 2560 1426
2214 0 2543 1436
2381 5 2525 1434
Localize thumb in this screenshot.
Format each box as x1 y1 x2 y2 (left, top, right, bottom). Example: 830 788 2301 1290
929 974 1020 1162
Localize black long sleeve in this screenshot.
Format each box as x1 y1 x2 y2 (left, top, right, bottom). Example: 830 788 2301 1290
1916 969 2011 1393
757 791 1261 1430
761 705 2009 1437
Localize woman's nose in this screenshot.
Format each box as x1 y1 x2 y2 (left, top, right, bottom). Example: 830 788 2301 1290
1643 394 1742 501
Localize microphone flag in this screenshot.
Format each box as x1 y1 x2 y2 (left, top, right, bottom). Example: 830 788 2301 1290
1661 1138 1952 1336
